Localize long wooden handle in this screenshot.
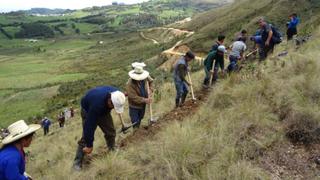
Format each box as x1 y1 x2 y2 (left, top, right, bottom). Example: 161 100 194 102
245 49 258 58
118 114 126 127
146 81 153 119
187 72 195 99
209 59 215 86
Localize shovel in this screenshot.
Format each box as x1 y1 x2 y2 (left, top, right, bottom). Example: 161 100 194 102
187 72 196 101
146 81 158 124
118 114 135 134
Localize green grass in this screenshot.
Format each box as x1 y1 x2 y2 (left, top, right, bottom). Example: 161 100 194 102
0 86 60 127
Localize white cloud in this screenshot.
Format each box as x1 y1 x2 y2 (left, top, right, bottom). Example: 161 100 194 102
0 0 149 12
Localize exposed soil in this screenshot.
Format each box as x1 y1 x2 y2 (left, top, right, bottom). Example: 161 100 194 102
119 88 209 148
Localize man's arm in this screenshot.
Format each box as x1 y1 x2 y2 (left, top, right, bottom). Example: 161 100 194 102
266 28 273 46
177 64 189 84
4 159 28 180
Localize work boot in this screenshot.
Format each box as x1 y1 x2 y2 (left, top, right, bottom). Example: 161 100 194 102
180 93 188 105
72 145 84 171
175 98 180 108
107 138 116 151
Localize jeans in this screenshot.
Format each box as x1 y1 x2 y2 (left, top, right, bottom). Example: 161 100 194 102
213 58 224 82
43 127 49 135
174 79 189 106
73 109 116 168
227 55 238 72
129 106 146 128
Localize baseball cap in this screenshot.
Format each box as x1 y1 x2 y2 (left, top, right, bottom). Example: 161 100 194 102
110 91 126 114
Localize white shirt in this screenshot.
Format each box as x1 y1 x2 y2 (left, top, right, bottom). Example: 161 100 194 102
230 41 247 58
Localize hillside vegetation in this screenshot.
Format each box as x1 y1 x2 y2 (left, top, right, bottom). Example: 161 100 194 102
26 24 320 180
2 0 320 179
179 0 320 52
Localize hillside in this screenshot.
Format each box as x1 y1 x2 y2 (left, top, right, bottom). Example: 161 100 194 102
1 0 320 179
26 23 320 180
0 0 229 128
178 0 320 52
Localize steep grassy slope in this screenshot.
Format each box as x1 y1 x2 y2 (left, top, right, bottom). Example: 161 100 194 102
25 26 320 179
179 0 320 52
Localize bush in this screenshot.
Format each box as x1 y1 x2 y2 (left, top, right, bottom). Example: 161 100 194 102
15 23 54 38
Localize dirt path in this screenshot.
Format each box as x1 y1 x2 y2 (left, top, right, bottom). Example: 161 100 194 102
140 32 159 44
119 89 209 148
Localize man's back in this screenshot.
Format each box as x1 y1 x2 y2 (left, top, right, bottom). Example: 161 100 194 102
230 41 247 58
81 86 118 115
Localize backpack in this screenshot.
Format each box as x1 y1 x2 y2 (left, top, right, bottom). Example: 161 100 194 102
270 24 283 44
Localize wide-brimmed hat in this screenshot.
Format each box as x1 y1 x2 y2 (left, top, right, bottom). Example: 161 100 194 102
131 62 146 69
1 120 41 145
128 66 149 81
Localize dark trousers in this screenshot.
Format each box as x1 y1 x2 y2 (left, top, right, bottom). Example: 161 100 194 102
43 127 49 135
73 109 116 168
287 27 297 40
227 55 238 72
129 106 146 128
260 43 275 60
213 58 224 82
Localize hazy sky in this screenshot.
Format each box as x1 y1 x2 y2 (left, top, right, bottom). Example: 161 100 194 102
0 0 149 12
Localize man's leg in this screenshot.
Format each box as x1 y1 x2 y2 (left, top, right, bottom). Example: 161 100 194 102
203 67 210 86
175 80 183 107
97 113 116 150
129 107 142 128
73 109 87 170
213 60 220 83
181 82 189 105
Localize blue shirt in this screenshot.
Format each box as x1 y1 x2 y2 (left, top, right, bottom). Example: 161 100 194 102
80 86 119 147
0 145 27 180
41 119 51 128
288 17 299 29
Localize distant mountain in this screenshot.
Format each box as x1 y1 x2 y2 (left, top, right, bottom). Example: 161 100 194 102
24 8 75 15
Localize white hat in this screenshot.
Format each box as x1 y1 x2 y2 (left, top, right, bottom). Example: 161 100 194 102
1 120 40 145
131 62 146 68
111 91 126 114
218 45 227 53
128 66 150 81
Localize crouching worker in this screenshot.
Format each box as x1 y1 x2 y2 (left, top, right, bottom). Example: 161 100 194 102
72 87 126 171
0 120 41 180
127 65 153 129
203 46 227 87
173 51 195 108
227 37 247 72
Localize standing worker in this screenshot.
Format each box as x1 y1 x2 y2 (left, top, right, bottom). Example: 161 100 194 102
0 120 41 180
72 86 126 171
41 117 51 136
211 35 226 52
287 13 300 41
258 17 275 60
173 51 195 108
127 65 153 129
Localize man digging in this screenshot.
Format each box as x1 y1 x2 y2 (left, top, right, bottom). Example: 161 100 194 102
72 87 126 171
173 51 195 108
127 64 153 129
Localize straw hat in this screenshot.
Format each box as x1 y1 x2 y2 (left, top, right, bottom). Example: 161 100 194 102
1 120 41 145
131 62 146 68
128 66 149 81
